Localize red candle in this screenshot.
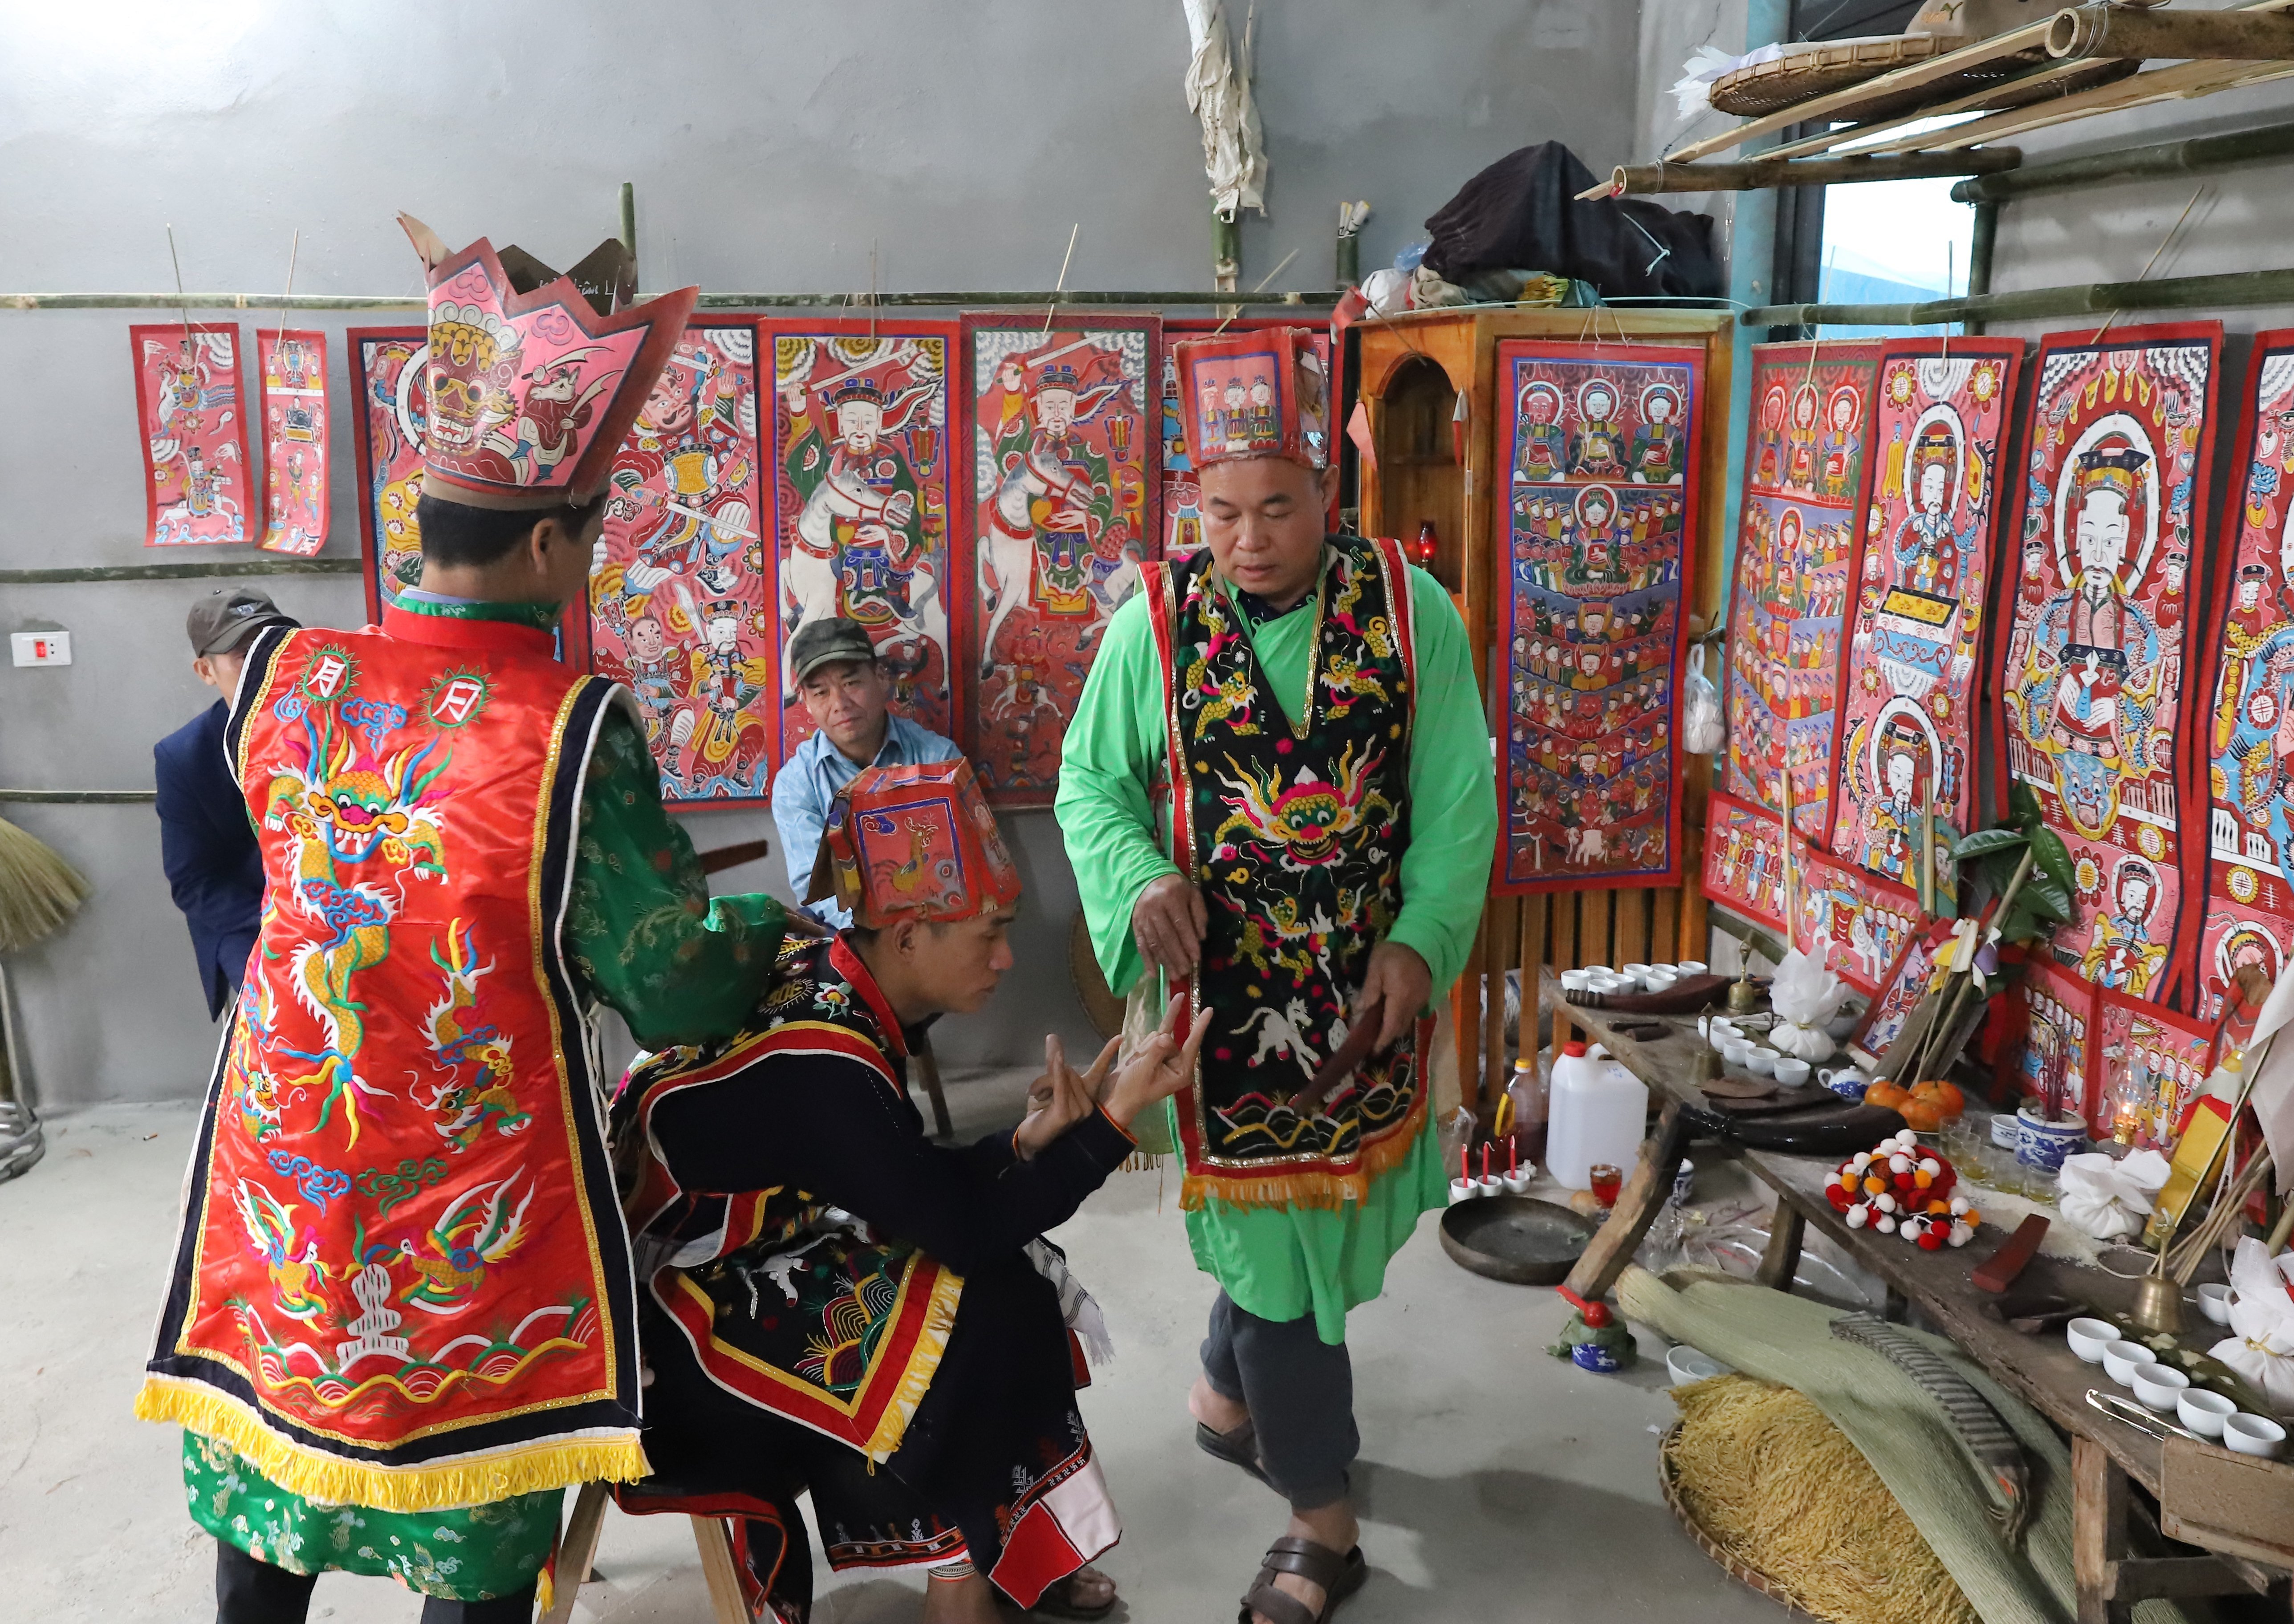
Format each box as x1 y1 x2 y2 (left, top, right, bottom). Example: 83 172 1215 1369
1460 1144 1469 1185
1509 1139 1519 1176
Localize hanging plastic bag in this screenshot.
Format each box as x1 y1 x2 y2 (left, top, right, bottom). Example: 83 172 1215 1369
2211 1236 2294 1413
2055 1149 2170 1241
1684 643 1723 756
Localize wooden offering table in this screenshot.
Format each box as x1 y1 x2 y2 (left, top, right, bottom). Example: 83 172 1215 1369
1539 975 2290 1623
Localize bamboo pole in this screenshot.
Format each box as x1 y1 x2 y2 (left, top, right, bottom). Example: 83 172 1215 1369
1743 262 2294 329
0 288 1338 313
1874 56 2294 156
1749 58 2106 163
1955 115 2294 203
2048 3 2294 61
1598 148 2020 198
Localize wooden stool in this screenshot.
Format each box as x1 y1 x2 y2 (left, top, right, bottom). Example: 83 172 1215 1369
542 1482 749 1624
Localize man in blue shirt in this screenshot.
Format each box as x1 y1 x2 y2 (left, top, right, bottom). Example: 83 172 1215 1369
772 617 961 929
154 587 301 1017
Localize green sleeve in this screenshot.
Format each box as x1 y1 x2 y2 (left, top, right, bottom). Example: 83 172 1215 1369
1052 590 1176 998
565 705 785 1047
1386 564 1499 999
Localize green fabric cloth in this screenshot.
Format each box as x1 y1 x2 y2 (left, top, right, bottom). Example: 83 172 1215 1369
183 1434 560 1602
1055 546 1497 1344
184 593 783 1590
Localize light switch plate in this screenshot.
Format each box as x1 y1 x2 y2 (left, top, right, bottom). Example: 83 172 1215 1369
11 631 70 667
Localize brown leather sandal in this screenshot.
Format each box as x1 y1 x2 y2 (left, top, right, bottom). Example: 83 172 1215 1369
1237 1538 1367 1624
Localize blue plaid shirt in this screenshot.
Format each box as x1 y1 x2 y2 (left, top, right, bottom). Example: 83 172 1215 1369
770 714 963 927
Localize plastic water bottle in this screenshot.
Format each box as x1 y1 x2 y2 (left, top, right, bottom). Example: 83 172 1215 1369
1546 1041 1651 1191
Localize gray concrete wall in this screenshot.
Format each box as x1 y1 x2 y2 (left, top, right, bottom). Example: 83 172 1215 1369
0 0 1639 1105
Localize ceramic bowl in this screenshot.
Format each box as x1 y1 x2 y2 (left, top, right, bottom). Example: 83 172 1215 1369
2131 1364 2190 1413
1676 961 1708 978
2196 1283 2235 1326
1772 1057 1812 1086
1644 970 1680 992
1581 965 1615 982
2101 1341 2159 1388
1561 970 1591 992
1707 1018 1741 1043
2066 1318 2119 1363
1742 1047 1777 1077
1622 963 1652 986
1665 1345 1732 1387
1718 1039 1753 1068
2178 1389 2237 1438
1503 1169 1536 1195
1448 1177 1477 1206
2225 1413 2287 1459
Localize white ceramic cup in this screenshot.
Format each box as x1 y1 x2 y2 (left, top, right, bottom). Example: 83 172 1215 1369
1561 969 1591 992
1474 1174 1505 1199
2065 1318 2119 1363
1644 970 1680 991
1503 1168 1535 1195
1677 961 1708 978
1709 1018 1741 1042
1719 1039 1752 1068
2101 1341 2158 1388
2178 1389 2237 1438
1448 1177 1476 1206
1622 962 1652 987
1773 1057 1812 1086
1742 1048 1777 1077
1582 965 1615 981
2225 1412 2287 1459
2196 1283 2235 1326
2131 1364 2190 1413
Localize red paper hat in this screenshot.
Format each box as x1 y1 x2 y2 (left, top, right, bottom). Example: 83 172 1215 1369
807 758 1022 928
1173 327 1331 472
399 213 697 509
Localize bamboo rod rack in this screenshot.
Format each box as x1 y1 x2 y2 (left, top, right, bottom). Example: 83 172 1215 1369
0 559 361 585
1953 115 2294 200
1744 262 2294 327
1600 147 2021 197
0 288 1337 313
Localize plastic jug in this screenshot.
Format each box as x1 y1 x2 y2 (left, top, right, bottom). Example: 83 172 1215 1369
1546 1040 1650 1191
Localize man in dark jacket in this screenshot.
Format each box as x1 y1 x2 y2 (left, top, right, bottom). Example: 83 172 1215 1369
153 586 299 1017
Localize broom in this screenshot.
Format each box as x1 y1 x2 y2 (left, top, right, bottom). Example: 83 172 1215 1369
0 813 90 1181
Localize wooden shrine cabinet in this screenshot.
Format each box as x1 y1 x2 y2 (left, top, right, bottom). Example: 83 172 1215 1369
1353 306 1734 1119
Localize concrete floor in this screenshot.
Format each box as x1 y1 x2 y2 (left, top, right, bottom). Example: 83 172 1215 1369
0 1077 1792 1623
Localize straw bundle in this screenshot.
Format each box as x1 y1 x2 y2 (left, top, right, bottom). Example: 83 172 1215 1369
1664 1373 1976 1624
0 816 89 954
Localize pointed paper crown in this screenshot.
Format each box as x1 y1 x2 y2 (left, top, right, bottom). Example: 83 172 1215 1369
1174 327 1330 472
1031 361 1083 396
806 758 1023 930
2075 438 2149 498
1912 421 1956 470
399 212 697 510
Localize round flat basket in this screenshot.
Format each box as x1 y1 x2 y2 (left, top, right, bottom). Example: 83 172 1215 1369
1656 1422 1817 1620
1068 909 1126 1042
1709 35 2136 125
1438 1195 1597 1285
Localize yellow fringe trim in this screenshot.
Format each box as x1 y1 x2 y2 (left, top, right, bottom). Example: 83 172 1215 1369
1180 1109 1424 1213
135 1378 649 1514
859 1264 965 1465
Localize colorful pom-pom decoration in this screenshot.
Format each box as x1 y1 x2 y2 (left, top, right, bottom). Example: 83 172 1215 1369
1824 1134 1974 1245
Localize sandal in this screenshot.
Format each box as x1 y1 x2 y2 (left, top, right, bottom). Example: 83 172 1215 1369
1237 1538 1367 1624
1029 1568 1118 1619
1195 1417 1272 1487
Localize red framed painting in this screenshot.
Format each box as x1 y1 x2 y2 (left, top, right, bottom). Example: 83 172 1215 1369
1991 322 2223 1004
586 321 774 804
256 329 329 556
764 320 961 775
347 328 431 621
1825 339 2023 893
131 323 253 546
2090 989 2214 1145
960 313 1161 806
1491 340 1703 893
1700 789 1789 933
2193 329 2294 1018
1159 317 1334 556
1722 340 1884 841
1790 848 1920 995
2008 956 2100 1118
1847 918 1956 1068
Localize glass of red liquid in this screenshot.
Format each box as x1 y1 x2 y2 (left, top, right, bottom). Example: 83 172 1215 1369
1590 1163 1624 1210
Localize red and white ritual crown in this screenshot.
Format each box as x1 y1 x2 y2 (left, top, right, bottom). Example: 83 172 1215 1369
808 758 1023 929
399 213 697 510
1171 326 1331 473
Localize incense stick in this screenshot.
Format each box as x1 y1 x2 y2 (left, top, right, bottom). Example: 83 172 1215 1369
1042 223 1080 332
277 229 300 348
166 224 191 349
1212 247 1300 337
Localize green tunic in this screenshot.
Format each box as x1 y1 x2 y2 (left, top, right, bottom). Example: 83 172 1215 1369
186 593 786 1599
1055 547 1497 1343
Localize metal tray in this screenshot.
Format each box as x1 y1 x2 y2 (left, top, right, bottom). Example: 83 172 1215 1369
1439 1195 1599 1286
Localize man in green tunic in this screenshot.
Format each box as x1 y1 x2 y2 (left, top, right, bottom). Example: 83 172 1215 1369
1056 328 1496 1624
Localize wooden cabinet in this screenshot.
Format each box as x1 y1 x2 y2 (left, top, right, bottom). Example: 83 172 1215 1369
1351 306 1736 1119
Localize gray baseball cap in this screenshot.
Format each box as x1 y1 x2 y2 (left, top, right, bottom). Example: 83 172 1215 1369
187 587 298 656
787 617 879 685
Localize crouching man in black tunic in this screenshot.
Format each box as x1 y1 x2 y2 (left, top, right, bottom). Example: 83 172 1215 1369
609 759 1206 1624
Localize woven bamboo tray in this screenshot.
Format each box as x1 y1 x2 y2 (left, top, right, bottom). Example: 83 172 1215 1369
1710 35 2136 124
1656 1422 1819 1620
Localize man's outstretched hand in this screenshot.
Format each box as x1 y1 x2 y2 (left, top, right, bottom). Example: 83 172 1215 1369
1014 1033 1120 1161
1131 873 1208 978
1102 998 1212 1132
1357 941 1431 1052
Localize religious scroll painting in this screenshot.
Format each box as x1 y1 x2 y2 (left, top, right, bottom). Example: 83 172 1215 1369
2090 991 2213 1147
1723 341 1882 839
257 329 329 556
1995 323 2222 1002
1493 341 1702 892
1848 921 1952 1068
348 328 430 619
2196 331 2294 1018
2010 958 2099 1119
588 321 773 803
1159 318 1333 556
131 324 252 547
961 314 1160 805
1826 341 2022 891
1790 850 1918 995
1700 790 1788 933
766 322 960 771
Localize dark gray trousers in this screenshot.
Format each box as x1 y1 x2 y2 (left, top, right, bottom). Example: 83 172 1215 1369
1199 1291 1357 1512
